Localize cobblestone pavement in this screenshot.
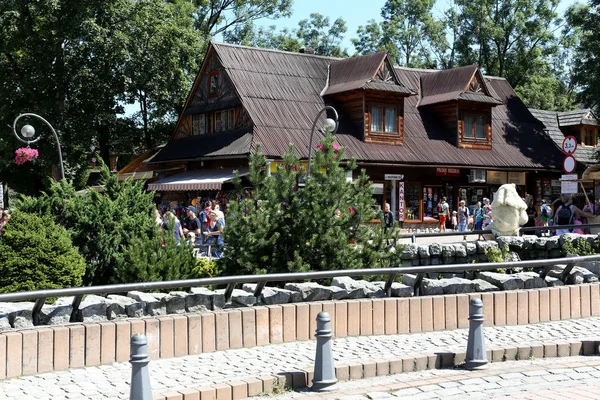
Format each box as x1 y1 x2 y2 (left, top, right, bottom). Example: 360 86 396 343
254 355 600 400
3 317 600 399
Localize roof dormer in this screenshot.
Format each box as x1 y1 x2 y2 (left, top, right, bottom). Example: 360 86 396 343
418 65 502 150
321 52 415 145
558 109 599 148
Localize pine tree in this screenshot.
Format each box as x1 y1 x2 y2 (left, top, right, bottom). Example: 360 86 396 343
220 132 403 275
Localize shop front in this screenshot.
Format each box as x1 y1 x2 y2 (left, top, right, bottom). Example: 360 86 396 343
367 166 532 226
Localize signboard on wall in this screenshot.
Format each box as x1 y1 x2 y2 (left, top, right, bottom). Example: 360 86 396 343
507 172 526 186
487 171 507 185
561 174 578 194
398 182 405 222
435 167 460 177
384 174 404 180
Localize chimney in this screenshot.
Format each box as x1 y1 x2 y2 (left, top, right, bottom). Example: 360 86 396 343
299 47 315 54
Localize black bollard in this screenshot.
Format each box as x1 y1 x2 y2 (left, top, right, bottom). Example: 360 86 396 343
465 298 489 370
312 312 338 391
130 334 153 400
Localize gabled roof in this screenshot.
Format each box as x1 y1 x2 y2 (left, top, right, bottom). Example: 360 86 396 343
321 52 413 96
529 108 597 165
558 109 599 127
158 42 564 170
419 65 502 107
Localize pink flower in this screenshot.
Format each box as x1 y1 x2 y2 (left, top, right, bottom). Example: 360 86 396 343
333 143 341 151
15 148 39 165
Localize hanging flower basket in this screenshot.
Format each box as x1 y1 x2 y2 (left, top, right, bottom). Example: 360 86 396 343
315 143 341 158
15 147 39 165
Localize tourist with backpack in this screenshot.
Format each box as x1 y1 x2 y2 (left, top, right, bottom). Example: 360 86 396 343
554 194 595 236
540 200 552 228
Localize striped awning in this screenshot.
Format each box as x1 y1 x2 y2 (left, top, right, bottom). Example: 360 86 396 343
147 168 248 192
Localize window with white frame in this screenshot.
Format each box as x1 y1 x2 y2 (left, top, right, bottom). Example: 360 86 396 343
463 114 486 140
192 114 207 135
370 106 398 134
213 109 235 132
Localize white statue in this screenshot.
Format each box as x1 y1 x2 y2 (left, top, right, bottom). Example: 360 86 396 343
487 183 528 236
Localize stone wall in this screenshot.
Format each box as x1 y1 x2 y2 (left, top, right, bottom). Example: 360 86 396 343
1 284 600 380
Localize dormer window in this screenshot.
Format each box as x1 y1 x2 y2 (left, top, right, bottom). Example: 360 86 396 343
192 114 207 135
370 106 398 134
463 114 486 140
582 126 598 147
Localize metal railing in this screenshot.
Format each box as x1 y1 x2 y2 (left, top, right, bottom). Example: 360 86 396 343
398 222 600 243
1 254 599 326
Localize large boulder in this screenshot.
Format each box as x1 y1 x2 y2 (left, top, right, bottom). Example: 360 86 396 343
161 294 187 314
534 237 548 249
478 272 524 291
497 236 524 250
77 295 108 323
476 241 498 254
576 261 600 276
284 282 333 302
471 279 499 292
401 244 418 260
214 289 257 308
547 265 599 285
438 277 476 294
189 287 226 310
522 235 538 250
106 295 138 319
513 272 546 289
464 242 477 255
420 279 445 296
370 281 412 297
418 245 430 259
40 304 72 325
241 284 302 304
453 244 467 258
331 277 371 298
429 243 442 257
545 237 560 250
128 291 166 316
8 303 35 329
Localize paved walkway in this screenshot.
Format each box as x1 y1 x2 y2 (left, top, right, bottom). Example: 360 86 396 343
2 317 600 399
255 355 600 400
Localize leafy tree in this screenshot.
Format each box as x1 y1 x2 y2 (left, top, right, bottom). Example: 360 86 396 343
297 13 348 57
223 23 302 52
220 133 403 275
194 0 292 36
224 13 348 57
453 0 561 87
18 163 196 285
565 0 600 109
0 210 86 293
515 73 576 111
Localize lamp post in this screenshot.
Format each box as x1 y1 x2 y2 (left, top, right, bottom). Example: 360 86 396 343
12 113 65 180
307 106 339 177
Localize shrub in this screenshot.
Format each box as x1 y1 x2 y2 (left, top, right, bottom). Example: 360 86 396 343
562 236 599 256
220 132 403 275
18 163 196 285
0 210 86 292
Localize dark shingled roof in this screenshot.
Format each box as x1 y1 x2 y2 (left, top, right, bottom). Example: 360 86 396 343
322 52 413 96
158 42 565 170
529 108 597 165
419 65 502 106
558 109 599 127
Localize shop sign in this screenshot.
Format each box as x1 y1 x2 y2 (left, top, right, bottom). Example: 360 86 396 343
551 179 561 187
487 171 507 185
384 174 404 180
435 167 460 177
561 174 578 194
398 182 405 222
507 172 526 186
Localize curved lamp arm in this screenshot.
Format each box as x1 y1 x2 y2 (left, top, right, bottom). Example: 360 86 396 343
12 113 65 180
307 106 339 177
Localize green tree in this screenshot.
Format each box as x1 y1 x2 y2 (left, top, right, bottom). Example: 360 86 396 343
0 210 86 293
220 133 402 275
565 0 600 109
453 0 561 87
18 163 196 285
297 13 348 57
225 13 348 57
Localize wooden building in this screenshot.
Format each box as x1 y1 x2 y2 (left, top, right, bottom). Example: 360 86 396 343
122 42 595 226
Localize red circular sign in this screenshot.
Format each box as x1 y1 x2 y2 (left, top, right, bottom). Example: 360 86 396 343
562 136 578 155
563 155 576 174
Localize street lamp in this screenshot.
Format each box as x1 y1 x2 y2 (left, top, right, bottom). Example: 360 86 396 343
12 113 65 180
307 106 339 177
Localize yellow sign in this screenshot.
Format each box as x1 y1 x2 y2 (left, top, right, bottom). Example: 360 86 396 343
507 172 526 186
487 171 507 185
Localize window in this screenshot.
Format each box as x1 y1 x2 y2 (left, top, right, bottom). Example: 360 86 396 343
208 72 218 97
370 106 397 134
463 114 486 140
582 127 597 147
213 109 235 132
192 114 206 135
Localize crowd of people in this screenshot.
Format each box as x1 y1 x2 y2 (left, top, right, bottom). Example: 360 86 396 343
155 200 225 257
435 196 493 234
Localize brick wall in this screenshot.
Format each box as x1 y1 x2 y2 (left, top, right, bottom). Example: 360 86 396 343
2 284 599 379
